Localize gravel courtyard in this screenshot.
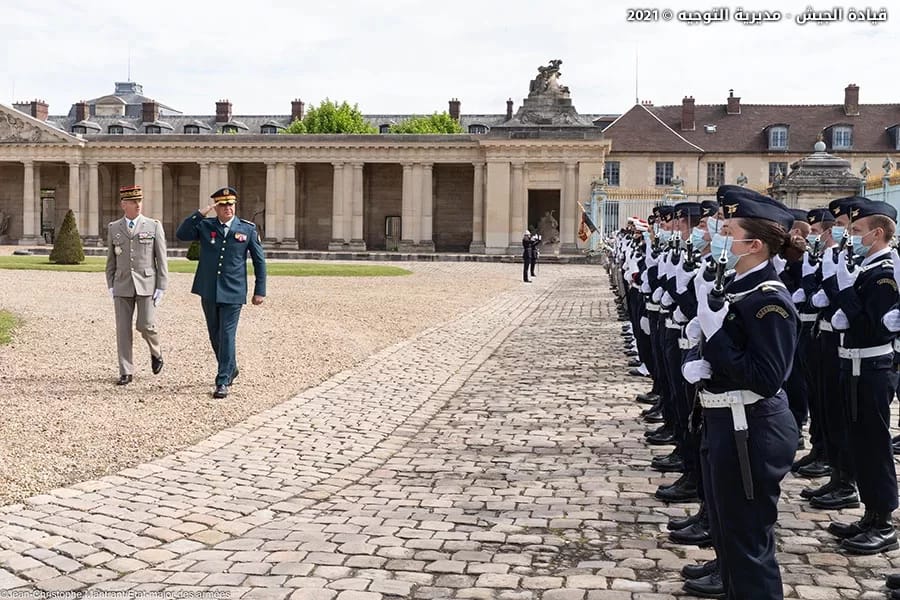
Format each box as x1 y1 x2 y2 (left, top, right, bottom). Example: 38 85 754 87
0 260 518 504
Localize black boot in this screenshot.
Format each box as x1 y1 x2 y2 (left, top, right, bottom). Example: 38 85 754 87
840 511 899 555
643 409 666 424
656 473 699 503
645 424 668 438
796 458 831 478
809 483 860 510
635 392 658 404
683 571 725 599
828 509 874 539
800 474 839 500
669 520 711 546
681 558 717 580
669 505 704 531
791 446 820 472
646 428 676 445
887 573 900 589
651 452 684 473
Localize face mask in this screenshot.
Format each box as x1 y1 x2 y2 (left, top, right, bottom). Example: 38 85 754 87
658 230 672 242
851 230 877 257
690 227 709 252
642 232 651 244
707 217 721 234
806 234 819 246
831 225 846 241
710 234 753 270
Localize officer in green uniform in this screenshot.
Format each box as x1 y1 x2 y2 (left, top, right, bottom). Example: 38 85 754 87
176 186 267 399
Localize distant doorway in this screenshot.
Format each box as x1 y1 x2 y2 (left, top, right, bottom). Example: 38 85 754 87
528 189 560 236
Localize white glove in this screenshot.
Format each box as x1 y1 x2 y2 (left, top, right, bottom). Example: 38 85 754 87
791 288 807 305
152 289 165 307
675 263 695 294
685 317 703 344
883 308 900 333
892 249 900 289
811 289 831 308
674 307 688 324
693 268 714 298
652 287 664 303
697 290 730 339
640 316 651 335
836 251 858 291
682 359 713 384
821 251 838 279
772 255 787 275
801 253 818 278
108 287 114 299
661 291 675 308
640 278 651 294
831 309 850 331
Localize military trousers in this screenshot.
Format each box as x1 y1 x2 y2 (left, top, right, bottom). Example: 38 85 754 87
201 299 243 386
114 295 161 377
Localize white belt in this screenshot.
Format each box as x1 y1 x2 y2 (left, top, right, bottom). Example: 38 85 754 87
699 389 767 431
645 302 661 312
798 313 817 323
818 319 834 332
838 344 894 376
679 338 698 350
665 318 683 330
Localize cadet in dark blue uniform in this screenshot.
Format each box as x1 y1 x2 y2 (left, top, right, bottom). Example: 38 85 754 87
176 187 267 399
681 188 802 599
828 198 899 554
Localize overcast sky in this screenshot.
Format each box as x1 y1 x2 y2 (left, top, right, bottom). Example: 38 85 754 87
1 0 896 117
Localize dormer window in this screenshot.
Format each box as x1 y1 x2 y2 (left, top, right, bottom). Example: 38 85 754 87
145 125 161 134
468 124 488 134
222 125 239 134
72 125 87 135
261 125 278 134
184 125 200 134
768 126 788 150
379 124 392 133
833 126 852 149
108 125 124 134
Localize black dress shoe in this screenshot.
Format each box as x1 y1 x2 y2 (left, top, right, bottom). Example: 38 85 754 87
669 507 704 531
151 355 164 375
669 522 712 546
841 524 899 555
683 571 725 599
681 559 717 580
796 459 831 478
809 485 860 510
887 573 900 589
213 384 229 399
643 410 666 424
800 479 837 500
229 366 239 385
655 478 699 503
791 449 819 472
628 359 642 368
116 374 133 386
651 453 684 473
625 350 640 357
627 367 647 376
635 392 658 404
828 510 873 539
646 431 676 445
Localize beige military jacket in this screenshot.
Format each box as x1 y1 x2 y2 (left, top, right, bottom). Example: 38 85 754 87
105 215 169 297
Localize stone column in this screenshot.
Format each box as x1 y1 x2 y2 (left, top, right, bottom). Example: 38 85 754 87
68 162 81 229
328 162 346 250
348 162 365 251
399 163 415 251
560 161 578 253
33 164 42 241
133 162 144 189
508 162 525 251
264 162 278 242
21 161 37 244
283 163 297 245
198 161 210 208
148 162 164 222
469 162 485 253
87 161 100 240
419 163 434 252
484 161 511 254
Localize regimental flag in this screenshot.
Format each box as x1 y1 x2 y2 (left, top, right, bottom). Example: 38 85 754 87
577 202 598 242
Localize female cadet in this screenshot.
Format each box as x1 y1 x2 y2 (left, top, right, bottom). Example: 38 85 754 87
681 188 803 599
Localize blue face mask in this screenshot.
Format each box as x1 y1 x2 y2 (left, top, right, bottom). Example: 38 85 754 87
642 232 651 244
806 234 819 246
831 225 846 241
658 230 672 242
706 217 721 235
851 230 876 257
690 227 709 252
710 233 752 270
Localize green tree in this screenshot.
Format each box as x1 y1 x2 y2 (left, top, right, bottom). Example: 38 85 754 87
283 99 376 134
49 209 85 264
389 113 464 134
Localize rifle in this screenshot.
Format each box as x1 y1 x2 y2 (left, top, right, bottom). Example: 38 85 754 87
670 231 683 266
684 235 696 270
708 245 729 312
809 235 822 266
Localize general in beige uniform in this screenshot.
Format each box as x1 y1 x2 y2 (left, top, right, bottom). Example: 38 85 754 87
105 185 168 385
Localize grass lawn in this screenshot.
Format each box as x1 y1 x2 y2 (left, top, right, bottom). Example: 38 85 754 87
0 256 411 277
0 310 19 345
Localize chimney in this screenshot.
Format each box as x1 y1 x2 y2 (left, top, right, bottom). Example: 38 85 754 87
681 96 695 131
506 98 514 120
291 99 305 123
641 100 653 107
726 89 741 115
74 101 88 122
142 100 159 123
844 83 860 116
448 98 461 121
216 99 232 123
